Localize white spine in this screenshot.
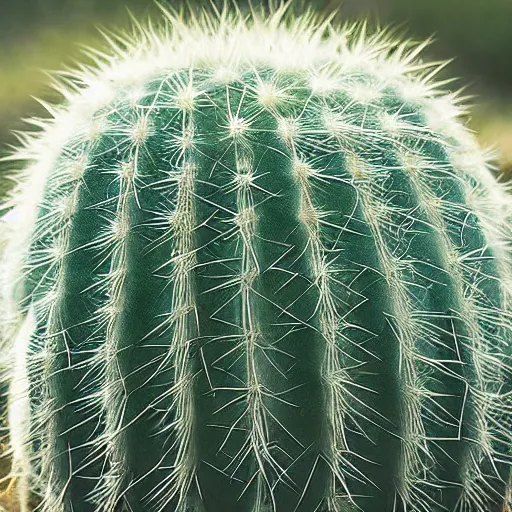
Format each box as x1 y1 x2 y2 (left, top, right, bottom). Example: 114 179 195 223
227 84 273 512
274 107 358 509
150 98 199 512
343 149 430 510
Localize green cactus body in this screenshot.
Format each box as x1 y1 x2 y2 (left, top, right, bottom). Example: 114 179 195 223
1 3 512 512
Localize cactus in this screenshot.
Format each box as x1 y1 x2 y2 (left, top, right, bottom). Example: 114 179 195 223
1 1 512 511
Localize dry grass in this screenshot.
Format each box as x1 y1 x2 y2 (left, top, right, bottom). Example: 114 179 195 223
0 442 17 510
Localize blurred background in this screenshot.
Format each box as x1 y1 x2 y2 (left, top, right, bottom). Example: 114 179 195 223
0 0 511 509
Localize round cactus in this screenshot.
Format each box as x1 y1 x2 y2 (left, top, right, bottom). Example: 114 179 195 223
1 2 512 511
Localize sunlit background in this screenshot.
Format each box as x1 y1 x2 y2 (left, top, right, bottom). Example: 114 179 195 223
0 0 511 508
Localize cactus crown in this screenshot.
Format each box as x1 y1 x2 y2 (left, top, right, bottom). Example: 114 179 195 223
1 2 512 512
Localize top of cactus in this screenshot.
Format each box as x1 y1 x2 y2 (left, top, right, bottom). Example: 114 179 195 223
1 0 511 236
0 1 495 162
2 0 477 139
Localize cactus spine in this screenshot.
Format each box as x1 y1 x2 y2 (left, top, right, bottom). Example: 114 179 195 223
1 2 512 511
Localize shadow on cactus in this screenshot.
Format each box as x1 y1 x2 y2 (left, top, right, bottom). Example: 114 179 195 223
0 1 512 511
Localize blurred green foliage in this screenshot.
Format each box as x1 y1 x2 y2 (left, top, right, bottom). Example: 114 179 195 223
391 0 512 91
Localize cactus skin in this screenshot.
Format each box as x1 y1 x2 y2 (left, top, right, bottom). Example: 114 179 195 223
1 2 512 512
